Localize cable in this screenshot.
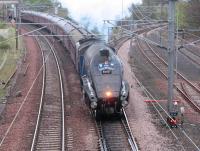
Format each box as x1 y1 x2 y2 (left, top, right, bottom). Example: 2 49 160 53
119 45 200 150
118 45 186 151
112 23 200 149
134 37 200 151
184 31 200 39
0 26 47 45
182 31 200 45
0 51 52 148
105 20 165 47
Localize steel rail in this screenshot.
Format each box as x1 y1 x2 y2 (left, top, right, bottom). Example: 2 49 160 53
164 34 200 68
145 41 200 112
30 30 65 151
95 121 108 151
109 27 158 53
136 37 200 151
95 111 139 151
136 38 200 112
146 41 200 95
44 35 65 151
122 109 139 151
179 49 200 67
0 30 47 148
176 43 200 69
30 35 46 151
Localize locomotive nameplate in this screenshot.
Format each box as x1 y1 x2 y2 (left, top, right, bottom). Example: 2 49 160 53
102 69 112 74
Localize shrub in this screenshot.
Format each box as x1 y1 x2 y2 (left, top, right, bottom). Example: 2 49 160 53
0 43 10 49
0 22 6 29
0 36 10 49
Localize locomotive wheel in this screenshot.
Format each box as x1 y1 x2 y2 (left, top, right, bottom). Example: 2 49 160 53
116 104 122 113
93 110 101 121
117 109 123 118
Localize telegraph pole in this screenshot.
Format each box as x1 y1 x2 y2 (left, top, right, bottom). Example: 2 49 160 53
15 4 19 50
167 0 177 116
0 1 20 50
121 0 123 35
159 0 163 47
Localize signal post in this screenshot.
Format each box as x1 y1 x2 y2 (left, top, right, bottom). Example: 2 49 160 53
167 0 178 127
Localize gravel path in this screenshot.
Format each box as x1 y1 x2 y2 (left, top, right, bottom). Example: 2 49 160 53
0 53 7 70
0 27 43 151
118 40 180 151
46 36 99 151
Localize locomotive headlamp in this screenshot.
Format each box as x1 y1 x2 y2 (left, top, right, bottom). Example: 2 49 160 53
105 91 112 98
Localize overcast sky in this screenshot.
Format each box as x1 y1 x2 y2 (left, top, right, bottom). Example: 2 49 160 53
59 0 142 34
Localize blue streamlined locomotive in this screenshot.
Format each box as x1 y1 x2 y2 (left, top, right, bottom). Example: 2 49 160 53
22 11 129 119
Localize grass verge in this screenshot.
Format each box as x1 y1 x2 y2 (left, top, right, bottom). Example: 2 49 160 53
0 27 24 101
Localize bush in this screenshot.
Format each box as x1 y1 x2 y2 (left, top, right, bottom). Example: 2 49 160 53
0 22 6 29
0 36 10 49
0 43 10 49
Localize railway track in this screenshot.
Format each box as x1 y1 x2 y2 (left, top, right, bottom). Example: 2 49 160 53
134 34 200 151
178 44 200 67
147 27 200 69
97 110 138 151
109 23 166 52
31 30 65 151
136 37 200 113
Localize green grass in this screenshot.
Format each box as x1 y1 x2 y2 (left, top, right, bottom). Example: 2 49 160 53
0 35 10 50
0 53 18 80
0 89 6 98
0 27 24 100
0 51 6 63
0 21 6 29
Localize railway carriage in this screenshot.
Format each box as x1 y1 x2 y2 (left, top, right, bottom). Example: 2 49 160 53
21 11 129 119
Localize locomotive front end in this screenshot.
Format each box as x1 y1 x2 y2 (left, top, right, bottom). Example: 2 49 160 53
90 48 129 114
79 40 129 118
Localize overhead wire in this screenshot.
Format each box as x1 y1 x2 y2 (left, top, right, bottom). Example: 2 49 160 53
118 41 186 150
1 6 199 150
0 26 47 45
116 2 200 150
119 37 200 150
0 48 52 148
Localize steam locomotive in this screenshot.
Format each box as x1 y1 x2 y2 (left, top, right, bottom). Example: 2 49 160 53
22 11 129 119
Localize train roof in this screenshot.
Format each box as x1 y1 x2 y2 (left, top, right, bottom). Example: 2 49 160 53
22 11 89 35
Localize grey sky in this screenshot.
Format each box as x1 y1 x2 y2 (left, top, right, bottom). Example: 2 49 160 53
59 0 142 33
